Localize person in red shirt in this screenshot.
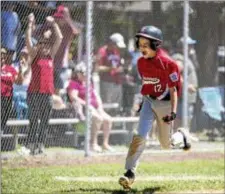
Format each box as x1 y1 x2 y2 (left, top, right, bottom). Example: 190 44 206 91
24 13 63 155
118 26 191 190
96 33 126 107
1 48 24 132
53 5 80 96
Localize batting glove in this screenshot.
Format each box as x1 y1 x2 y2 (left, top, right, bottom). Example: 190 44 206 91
137 101 143 113
162 112 176 123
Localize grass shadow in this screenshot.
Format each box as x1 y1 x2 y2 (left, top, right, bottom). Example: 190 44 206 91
60 186 161 194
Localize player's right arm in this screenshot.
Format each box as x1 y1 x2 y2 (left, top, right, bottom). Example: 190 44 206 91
137 58 143 79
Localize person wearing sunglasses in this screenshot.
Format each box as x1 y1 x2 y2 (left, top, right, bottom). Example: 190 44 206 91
23 13 63 155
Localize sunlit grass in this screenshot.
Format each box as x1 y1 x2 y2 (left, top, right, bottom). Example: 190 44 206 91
2 159 224 193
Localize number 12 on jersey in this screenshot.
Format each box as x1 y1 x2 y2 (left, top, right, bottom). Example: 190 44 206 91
154 84 162 92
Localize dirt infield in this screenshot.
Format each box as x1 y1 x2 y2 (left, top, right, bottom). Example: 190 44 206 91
3 150 224 168
2 141 224 168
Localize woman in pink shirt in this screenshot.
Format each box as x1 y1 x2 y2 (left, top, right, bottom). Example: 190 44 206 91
67 62 113 152
24 13 63 155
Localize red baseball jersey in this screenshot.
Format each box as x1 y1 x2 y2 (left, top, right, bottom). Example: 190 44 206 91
1 65 17 97
137 48 180 99
97 45 123 84
28 56 54 94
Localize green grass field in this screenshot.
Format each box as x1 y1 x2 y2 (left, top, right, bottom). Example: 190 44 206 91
2 158 224 194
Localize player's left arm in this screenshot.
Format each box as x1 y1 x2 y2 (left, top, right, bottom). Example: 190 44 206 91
168 60 180 113
163 61 180 123
162 87 178 123
169 86 178 114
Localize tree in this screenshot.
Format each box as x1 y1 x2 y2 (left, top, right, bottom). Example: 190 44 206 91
151 2 162 28
191 2 225 86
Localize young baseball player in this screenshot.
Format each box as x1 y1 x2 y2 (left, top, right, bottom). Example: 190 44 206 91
118 25 191 190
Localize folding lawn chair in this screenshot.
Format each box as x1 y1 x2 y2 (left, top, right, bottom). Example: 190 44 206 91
198 86 225 140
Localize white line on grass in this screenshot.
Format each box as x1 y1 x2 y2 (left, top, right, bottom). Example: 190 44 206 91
55 175 224 182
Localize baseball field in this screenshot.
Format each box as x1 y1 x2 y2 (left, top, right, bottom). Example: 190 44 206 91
1 142 224 194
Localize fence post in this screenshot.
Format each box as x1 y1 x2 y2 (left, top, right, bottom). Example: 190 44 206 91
85 1 93 157
182 0 189 129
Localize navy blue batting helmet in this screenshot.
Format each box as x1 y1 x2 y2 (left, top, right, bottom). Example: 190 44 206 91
136 26 163 50
136 26 163 42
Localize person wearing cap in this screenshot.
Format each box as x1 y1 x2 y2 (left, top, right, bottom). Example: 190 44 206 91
67 62 113 152
118 26 192 190
53 5 80 97
172 36 199 133
1 48 27 133
96 33 126 107
176 36 200 70
23 13 63 155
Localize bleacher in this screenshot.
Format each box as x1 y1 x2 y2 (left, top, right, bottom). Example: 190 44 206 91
1 103 139 151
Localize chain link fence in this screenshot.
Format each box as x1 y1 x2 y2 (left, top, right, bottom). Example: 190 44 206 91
1 1 224 153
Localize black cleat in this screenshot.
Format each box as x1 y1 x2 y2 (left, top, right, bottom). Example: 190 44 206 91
118 170 135 190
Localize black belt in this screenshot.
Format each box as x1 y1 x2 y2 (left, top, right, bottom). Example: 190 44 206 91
147 95 157 100
147 95 170 101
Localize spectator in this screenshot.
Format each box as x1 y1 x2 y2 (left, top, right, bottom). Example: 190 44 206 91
53 5 80 97
13 47 32 119
129 47 142 116
172 36 199 132
24 13 63 155
96 33 126 108
217 46 225 86
121 51 136 115
16 27 37 63
1 48 7 65
1 2 21 58
67 62 113 152
1 48 25 132
13 47 32 86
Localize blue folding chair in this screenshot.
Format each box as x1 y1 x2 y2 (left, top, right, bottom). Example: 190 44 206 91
198 86 225 140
